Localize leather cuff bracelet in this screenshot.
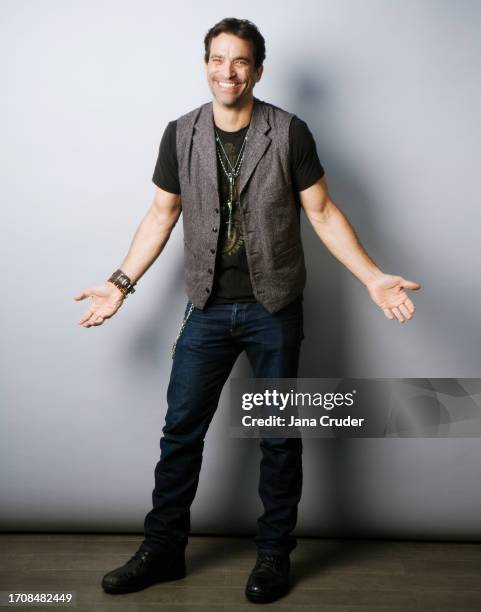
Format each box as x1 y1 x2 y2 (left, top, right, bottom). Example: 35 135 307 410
107 268 137 298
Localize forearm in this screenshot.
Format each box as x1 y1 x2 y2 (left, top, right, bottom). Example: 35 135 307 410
117 209 179 284
310 202 383 287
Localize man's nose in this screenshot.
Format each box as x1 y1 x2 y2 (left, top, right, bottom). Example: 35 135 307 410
221 63 236 79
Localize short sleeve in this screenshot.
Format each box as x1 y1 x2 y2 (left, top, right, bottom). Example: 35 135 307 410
289 116 325 192
152 120 180 194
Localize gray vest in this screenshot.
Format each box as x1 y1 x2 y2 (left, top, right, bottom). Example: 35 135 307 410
176 96 306 314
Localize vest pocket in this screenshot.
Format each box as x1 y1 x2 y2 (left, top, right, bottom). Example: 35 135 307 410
272 241 303 268
263 181 293 199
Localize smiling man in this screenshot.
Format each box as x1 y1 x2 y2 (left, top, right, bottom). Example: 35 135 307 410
74 17 421 605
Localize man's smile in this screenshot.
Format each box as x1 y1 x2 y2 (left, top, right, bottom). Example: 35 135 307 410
216 80 242 90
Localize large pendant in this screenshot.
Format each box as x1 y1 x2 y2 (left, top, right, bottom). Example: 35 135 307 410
225 200 234 240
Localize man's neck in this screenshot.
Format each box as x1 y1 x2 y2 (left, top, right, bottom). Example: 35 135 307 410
212 96 254 132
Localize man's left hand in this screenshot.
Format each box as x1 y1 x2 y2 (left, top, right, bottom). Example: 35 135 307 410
367 274 421 322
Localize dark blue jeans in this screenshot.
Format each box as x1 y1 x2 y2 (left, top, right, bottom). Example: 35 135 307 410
142 296 304 556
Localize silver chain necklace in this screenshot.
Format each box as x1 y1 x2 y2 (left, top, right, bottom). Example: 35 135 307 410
215 129 248 235
215 129 247 174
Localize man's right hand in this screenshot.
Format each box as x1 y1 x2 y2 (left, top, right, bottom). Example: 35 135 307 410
73 282 125 327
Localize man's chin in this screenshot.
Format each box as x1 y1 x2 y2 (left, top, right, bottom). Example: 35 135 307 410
213 91 249 108
218 97 240 107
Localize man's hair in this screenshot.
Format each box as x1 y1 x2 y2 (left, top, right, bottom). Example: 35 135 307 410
204 17 266 69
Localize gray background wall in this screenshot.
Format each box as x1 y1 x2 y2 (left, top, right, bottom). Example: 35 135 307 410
1 0 480 540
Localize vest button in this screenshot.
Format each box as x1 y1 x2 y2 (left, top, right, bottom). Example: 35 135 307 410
208 268 213 274
210 248 215 254
214 208 219 214
205 287 210 293
212 227 218 232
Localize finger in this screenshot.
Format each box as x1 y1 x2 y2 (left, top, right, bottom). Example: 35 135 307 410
83 317 100 328
79 308 95 324
92 316 104 326
79 309 98 326
383 308 394 320
392 307 405 323
399 304 412 320
401 279 421 290
404 297 416 314
73 291 91 301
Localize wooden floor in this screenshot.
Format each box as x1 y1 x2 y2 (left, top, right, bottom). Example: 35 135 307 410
1 534 481 611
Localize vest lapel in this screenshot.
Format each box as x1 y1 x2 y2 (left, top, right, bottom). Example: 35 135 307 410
237 97 272 197
192 101 219 197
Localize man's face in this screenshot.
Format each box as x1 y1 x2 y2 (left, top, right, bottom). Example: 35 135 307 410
204 32 263 108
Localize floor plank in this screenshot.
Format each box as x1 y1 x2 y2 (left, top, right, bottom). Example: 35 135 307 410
1 535 480 611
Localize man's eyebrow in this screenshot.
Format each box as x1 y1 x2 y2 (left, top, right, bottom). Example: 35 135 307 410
210 54 251 61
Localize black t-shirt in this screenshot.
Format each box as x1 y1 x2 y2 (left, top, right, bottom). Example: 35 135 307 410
152 115 324 304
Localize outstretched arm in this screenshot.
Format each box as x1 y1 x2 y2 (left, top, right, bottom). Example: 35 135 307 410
299 176 421 323
73 187 181 328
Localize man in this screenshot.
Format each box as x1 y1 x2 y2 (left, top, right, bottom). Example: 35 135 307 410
74 17 420 605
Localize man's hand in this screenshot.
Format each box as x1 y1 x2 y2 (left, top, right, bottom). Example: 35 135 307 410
73 282 125 327
366 274 421 322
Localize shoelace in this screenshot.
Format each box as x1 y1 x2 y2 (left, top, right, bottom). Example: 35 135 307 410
117 550 152 579
132 550 148 561
128 549 157 567
132 548 172 563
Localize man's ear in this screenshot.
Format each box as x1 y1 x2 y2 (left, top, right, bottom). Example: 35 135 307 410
255 64 264 82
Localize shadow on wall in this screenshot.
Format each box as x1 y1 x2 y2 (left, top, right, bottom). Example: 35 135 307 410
287 69 375 379
285 69 395 538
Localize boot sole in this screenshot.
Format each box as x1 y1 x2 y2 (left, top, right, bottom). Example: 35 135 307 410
102 569 186 594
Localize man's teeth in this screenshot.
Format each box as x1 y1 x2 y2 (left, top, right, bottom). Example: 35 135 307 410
219 81 238 88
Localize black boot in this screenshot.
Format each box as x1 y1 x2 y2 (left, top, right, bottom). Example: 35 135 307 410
245 552 290 604
101 547 186 594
